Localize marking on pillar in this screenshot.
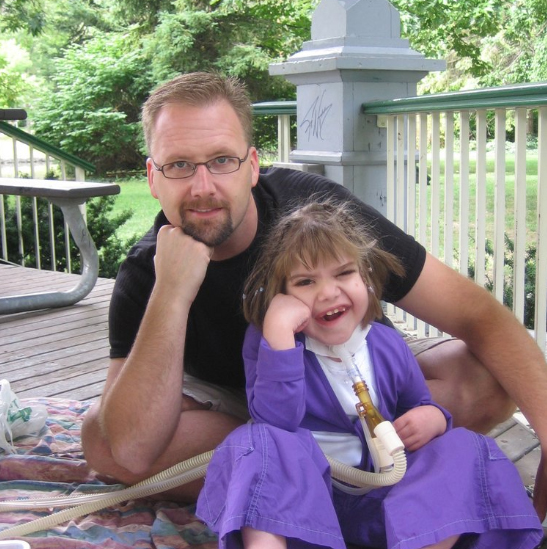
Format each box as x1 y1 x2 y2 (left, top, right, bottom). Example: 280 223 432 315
300 90 332 141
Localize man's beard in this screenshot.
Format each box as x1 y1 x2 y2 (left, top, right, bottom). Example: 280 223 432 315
179 204 234 247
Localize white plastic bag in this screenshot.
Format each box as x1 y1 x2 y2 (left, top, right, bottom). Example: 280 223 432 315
0 379 47 454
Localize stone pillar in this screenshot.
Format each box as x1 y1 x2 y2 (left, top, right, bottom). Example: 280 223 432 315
269 0 444 214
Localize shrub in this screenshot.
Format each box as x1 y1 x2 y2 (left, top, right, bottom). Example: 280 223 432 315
2 194 136 279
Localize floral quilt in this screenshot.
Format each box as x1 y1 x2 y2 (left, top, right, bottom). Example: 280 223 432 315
0 398 218 549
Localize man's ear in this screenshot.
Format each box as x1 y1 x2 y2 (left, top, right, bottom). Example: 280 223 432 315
249 147 260 188
146 158 159 199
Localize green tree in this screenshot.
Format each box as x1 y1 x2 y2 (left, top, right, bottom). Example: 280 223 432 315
31 32 153 175
0 0 45 35
15 0 120 83
24 0 317 171
479 0 547 86
0 51 28 107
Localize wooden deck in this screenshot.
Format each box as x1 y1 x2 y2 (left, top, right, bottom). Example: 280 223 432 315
0 263 114 401
0 263 542 492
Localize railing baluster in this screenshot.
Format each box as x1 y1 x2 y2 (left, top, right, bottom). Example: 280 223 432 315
431 112 441 258
15 196 24 266
493 109 506 302
278 115 291 164
12 136 18 177
429 112 442 337
513 108 528 324
459 111 470 278
475 110 488 287
32 197 41 269
406 115 417 239
396 114 405 230
385 115 396 320
395 115 406 325
405 114 418 333
535 107 547 351
386 115 396 224
48 202 56 271
0 195 6 261
444 112 455 269
417 113 428 337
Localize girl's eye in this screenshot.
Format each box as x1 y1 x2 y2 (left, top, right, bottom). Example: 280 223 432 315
294 278 313 287
337 269 356 278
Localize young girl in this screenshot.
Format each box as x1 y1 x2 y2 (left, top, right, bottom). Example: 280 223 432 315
196 199 543 549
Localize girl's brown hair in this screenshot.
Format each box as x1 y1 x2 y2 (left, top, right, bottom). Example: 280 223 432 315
243 198 405 329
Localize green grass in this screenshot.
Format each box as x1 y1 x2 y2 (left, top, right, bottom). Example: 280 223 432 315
414 150 539 263
108 151 540 257
110 176 159 242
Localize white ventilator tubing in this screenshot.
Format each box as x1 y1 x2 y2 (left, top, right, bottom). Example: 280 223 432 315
0 343 407 538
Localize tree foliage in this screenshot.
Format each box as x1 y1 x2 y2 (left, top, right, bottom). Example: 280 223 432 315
0 52 28 107
4 0 547 174
0 0 45 35
32 32 153 174
22 0 315 174
394 0 503 79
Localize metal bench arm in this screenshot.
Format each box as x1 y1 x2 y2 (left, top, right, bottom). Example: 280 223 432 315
0 178 120 314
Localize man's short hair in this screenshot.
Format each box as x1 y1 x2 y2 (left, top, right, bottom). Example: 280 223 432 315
142 72 253 155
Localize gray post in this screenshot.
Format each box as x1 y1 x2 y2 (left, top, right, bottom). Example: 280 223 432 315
269 0 444 214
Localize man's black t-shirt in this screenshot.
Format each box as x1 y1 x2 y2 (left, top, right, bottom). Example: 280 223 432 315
109 167 426 388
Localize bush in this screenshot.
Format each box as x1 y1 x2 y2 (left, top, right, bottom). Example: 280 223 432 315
31 32 152 176
469 234 536 329
2 194 136 279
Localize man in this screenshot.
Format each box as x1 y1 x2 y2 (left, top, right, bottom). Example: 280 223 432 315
82 72 547 521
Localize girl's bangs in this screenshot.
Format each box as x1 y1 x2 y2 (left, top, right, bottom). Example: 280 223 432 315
284 228 359 274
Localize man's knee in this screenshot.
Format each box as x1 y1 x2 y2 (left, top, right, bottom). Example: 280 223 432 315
414 338 515 433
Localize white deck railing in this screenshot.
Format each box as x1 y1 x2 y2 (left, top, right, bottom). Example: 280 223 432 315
362 83 547 351
255 84 547 352
4 88 547 352
0 117 95 274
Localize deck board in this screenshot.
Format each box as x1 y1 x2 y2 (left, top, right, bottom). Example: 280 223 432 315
0 263 542 496
0 263 113 401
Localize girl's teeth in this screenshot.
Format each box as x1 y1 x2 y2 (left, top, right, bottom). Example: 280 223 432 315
323 307 346 321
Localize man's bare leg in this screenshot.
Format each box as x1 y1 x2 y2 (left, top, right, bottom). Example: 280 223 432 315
82 398 244 502
416 338 516 433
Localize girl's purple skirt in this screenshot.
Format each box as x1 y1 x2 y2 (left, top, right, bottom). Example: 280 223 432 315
196 423 543 549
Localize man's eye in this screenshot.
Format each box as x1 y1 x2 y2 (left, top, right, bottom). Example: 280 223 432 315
173 161 188 169
213 157 231 166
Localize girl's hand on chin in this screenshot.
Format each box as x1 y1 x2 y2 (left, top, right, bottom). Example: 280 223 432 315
263 294 311 350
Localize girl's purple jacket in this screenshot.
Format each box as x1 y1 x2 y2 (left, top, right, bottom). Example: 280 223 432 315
197 322 543 549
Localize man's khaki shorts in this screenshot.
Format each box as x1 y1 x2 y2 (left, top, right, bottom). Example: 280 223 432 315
183 336 456 422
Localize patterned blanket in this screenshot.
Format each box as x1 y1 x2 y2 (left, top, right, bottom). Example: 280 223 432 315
0 398 218 549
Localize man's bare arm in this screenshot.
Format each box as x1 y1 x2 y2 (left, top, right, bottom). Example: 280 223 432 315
97 227 213 474
397 252 547 519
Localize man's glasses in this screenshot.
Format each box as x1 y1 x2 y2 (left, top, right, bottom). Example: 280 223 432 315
152 148 251 180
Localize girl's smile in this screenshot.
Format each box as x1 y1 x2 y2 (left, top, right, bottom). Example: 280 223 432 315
286 256 369 346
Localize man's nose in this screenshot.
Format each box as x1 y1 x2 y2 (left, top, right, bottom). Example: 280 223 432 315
189 164 216 196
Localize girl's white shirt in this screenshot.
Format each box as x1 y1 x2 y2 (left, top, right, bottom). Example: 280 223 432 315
305 324 378 466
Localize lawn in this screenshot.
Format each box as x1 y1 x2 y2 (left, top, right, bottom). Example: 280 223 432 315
111 176 160 242
409 149 539 263
110 151 541 251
